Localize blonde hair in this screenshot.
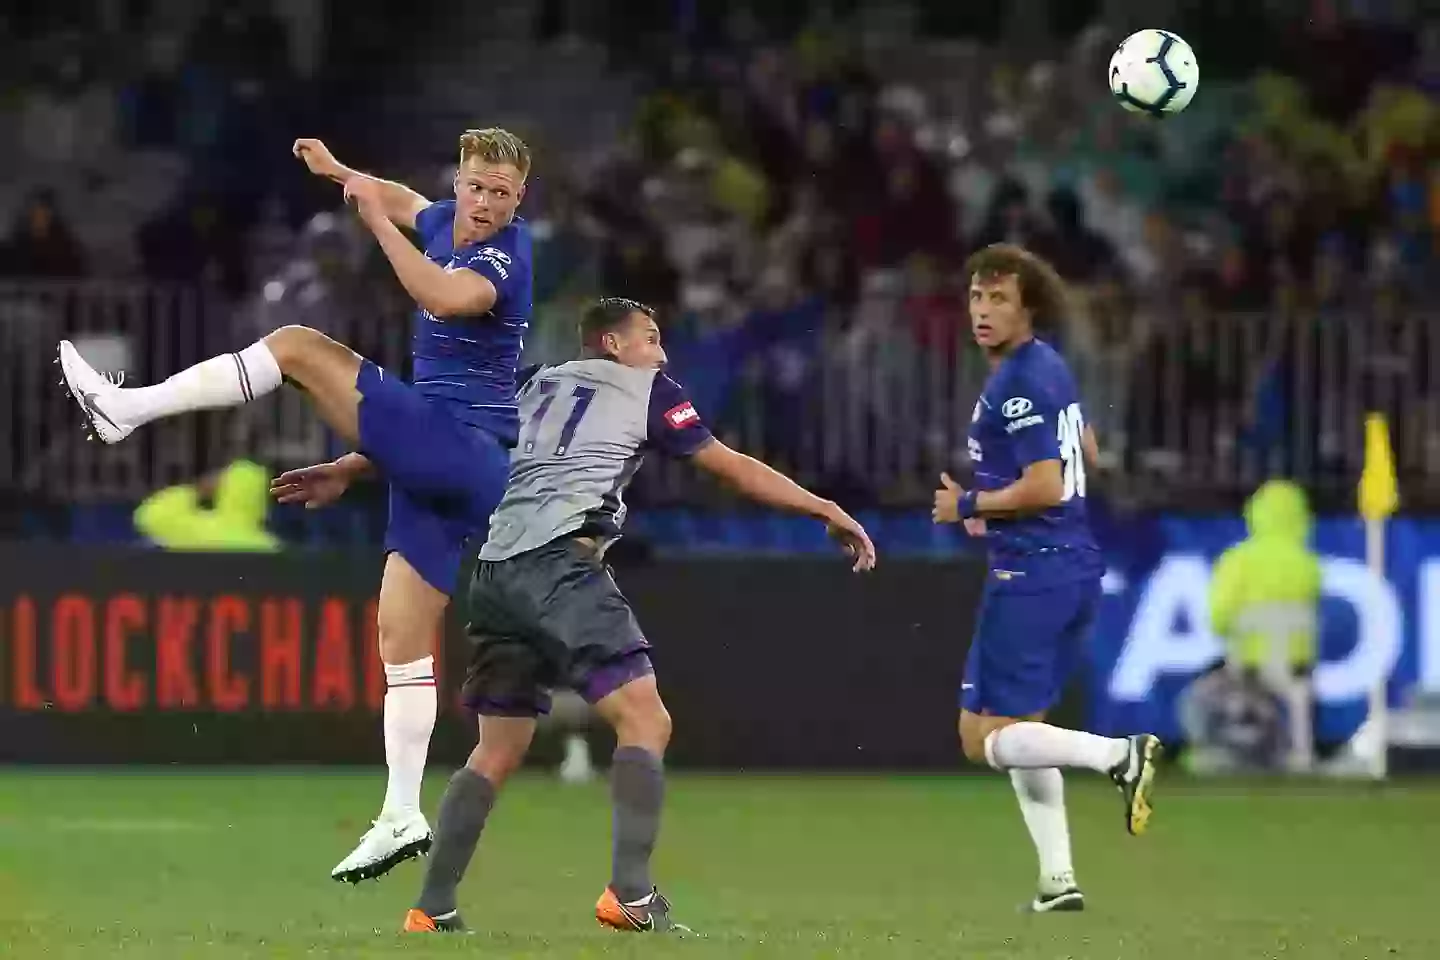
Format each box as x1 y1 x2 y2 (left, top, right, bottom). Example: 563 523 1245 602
458 128 531 179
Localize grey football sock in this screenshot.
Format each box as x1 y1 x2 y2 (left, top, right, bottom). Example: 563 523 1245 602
415 767 496 916
610 745 665 902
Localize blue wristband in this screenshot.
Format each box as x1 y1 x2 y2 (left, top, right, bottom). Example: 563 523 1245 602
958 490 980 519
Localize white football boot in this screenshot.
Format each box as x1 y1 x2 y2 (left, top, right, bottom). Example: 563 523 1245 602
330 812 433 884
1028 871 1085 913
57 340 137 444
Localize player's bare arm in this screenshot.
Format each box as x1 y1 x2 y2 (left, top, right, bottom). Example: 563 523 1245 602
346 179 498 318
270 452 374 509
690 439 876 571
976 459 1064 515
933 463 1063 524
937 422 1095 524
293 138 429 229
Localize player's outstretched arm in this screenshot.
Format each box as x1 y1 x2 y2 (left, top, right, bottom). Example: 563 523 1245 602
293 139 430 230
690 440 876 571
270 453 373 510
344 178 497 318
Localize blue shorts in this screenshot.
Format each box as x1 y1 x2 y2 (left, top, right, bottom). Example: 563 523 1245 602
356 361 510 595
960 576 1102 718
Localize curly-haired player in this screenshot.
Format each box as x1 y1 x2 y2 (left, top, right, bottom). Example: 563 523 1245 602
933 244 1162 913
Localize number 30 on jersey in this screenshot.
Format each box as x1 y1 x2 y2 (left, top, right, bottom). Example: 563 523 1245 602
1056 402 1087 501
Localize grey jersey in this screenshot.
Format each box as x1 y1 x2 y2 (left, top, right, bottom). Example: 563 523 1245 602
480 359 713 561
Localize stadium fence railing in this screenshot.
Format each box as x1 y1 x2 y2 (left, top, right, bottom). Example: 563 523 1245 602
2 280 1435 512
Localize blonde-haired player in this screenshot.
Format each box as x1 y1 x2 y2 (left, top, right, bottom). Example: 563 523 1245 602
59 128 535 882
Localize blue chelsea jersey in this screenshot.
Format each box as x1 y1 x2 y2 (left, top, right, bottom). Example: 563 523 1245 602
967 338 1103 590
409 200 532 443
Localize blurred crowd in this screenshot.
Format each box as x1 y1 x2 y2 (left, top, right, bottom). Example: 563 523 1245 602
567 9 1440 506
0 0 422 295
3 1 1439 512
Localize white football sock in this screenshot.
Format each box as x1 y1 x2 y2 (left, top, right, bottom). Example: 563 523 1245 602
1010 768 1074 886
380 656 437 821
984 722 1129 773
124 340 283 426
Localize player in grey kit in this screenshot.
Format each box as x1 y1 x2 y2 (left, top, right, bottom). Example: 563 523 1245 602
402 298 876 935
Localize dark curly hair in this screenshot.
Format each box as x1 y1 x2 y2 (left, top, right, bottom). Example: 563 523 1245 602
963 243 1072 330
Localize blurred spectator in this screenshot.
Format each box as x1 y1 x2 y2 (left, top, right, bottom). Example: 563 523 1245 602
1038 187 1115 283
16 37 117 169
189 2 292 89
119 32 185 149
0 190 86 279
138 191 247 294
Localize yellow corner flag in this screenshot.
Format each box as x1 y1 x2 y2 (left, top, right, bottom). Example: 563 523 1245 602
1358 412 1399 522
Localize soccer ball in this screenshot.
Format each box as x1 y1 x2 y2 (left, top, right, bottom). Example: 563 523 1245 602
1108 29 1198 116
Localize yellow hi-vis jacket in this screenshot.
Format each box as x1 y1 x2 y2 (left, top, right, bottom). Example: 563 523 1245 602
134 460 281 552
1208 479 1321 671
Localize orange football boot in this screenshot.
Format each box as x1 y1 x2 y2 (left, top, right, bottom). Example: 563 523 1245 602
595 886 691 934
402 908 466 933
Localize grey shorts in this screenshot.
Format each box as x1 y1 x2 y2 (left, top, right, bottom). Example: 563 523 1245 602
461 536 653 717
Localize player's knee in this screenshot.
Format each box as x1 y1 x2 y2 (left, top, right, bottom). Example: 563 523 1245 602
961 731 990 765
262 325 326 370
633 700 672 751
958 715 993 765
466 719 535 786
264 325 359 390
376 604 440 665
597 675 671 755
612 696 670 754
377 622 433 665
378 619 434 665
467 742 526 787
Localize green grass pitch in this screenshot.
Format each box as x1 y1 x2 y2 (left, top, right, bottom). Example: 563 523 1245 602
0 768 1435 958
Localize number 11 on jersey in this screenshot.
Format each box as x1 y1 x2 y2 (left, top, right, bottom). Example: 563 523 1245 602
522 380 599 456
1056 402 1086 502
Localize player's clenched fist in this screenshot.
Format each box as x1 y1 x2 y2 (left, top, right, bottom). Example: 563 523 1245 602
293 138 345 181
933 472 963 524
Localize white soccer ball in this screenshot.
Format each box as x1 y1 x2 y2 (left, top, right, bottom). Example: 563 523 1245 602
1108 29 1198 116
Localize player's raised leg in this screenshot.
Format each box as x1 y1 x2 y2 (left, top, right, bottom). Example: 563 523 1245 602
957 580 1161 913
59 325 364 445
404 713 536 932
963 707 1160 912
331 551 449 883
961 702 1162 837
